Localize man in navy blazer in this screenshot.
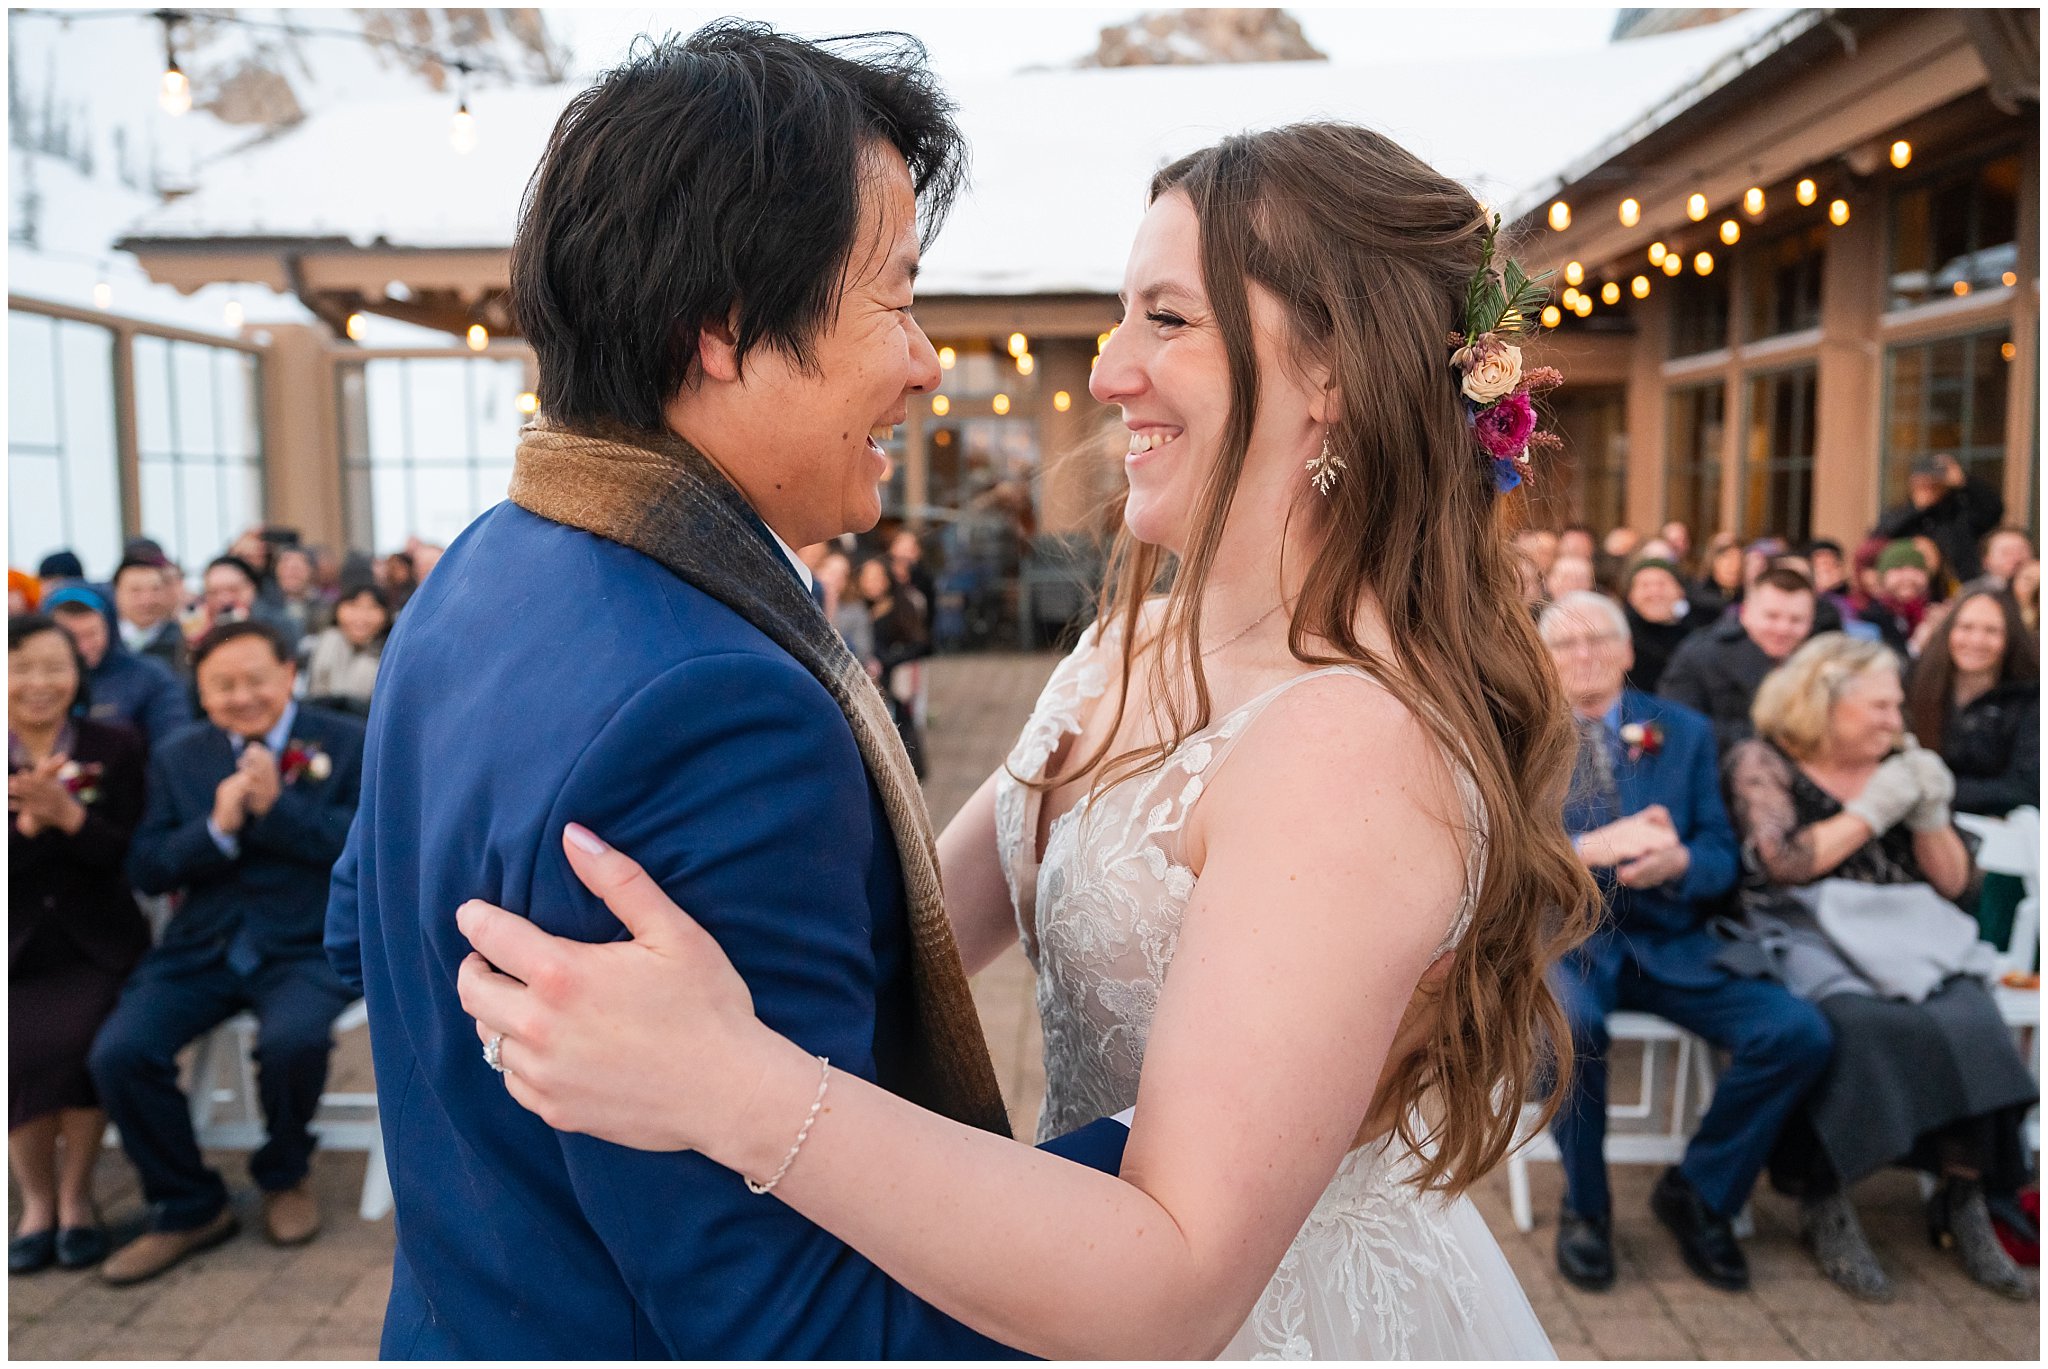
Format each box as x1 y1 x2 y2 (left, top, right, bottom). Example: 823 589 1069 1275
1539 592 1832 1295
92 621 364 1284
324 26 1127 1358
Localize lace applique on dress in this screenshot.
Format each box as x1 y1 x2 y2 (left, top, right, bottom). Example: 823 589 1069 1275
991 630 1547 1360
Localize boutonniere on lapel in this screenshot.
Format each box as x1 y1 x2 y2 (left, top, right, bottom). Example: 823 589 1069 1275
1618 721 1665 765
56 760 103 806
280 740 333 785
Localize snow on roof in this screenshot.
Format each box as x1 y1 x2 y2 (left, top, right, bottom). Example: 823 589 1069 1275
125 12 1798 298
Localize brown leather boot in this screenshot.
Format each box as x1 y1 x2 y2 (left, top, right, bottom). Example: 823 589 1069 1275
100 1208 240 1286
262 1183 321 1246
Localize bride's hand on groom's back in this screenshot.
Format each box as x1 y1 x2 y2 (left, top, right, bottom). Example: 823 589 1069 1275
455 823 785 1154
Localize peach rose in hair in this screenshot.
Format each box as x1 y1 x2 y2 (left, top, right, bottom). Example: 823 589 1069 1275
1451 334 1523 404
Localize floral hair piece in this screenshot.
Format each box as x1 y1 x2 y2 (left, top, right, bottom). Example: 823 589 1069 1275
1451 213 1563 494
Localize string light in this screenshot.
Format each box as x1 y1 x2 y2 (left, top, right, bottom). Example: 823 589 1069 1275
2002 342 2017 361
1662 254 1683 277
931 395 950 417
158 13 191 116
223 299 243 328
1648 241 1668 266
1719 219 1741 245
1743 187 1765 216
1631 275 1650 299
1562 287 1582 309
1053 390 1072 412
1796 178 1818 206
1618 198 1640 228
93 280 113 310
1548 201 1571 231
1953 281 1970 297
1572 295 1592 317
938 346 956 370
1828 198 1851 226
515 391 539 415
1096 330 1112 351
1006 332 1028 358
1889 140 1912 170
1686 193 1708 221
1015 352 1034 376
1564 261 1584 287
345 312 367 340
2003 271 2018 287
1693 251 1714 276
992 393 1011 416
466 323 488 350
1600 281 1620 306
1541 304 1561 328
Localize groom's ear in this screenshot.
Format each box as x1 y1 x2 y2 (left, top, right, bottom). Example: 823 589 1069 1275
693 309 744 385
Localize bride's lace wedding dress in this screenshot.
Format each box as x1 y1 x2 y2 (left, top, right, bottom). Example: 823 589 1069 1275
993 626 1554 1360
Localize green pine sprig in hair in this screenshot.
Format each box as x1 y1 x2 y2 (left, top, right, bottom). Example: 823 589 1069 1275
1461 214 1553 342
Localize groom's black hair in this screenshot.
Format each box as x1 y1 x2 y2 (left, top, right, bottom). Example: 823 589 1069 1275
511 20 967 431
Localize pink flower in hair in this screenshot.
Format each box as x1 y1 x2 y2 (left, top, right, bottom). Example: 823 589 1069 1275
1473 389 1537 459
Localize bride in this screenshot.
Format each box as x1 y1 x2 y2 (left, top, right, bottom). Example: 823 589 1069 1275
455 122 1597 1359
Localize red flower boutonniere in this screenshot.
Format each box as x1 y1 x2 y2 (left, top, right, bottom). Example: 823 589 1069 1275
280 740 333 785
56 760 103 806
1619 721 1665 765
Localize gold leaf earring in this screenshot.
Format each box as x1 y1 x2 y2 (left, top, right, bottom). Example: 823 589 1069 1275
1306 433 1345 495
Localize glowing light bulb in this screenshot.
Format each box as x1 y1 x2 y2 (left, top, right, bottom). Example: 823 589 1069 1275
1693 251 1714 276
1540 304 1561 328
1601 281 1621 306
1053 390 1072 412
2002 271 2018 287
931 395 950 417
1618 198 1640 228
515 391 540 415
1015 352 1034 376
938 346 956 370
1744 187 1765 216
1686 193 1708 221
1828 199 1850 227
1889 140 1912 170
1719 219 1740 245
223 300 243 328
1096 330 1112 351
2001 342 2017 361
1006 332 1027 358
345 312 367 340
1562 287 1581 309
1564 261 1584 287
450 101 477 155
1631 275 1650 299
1548 201 1571 231
92 281 112 310
1662 254 1683 277
1573 295 1592 317
1796 178 1818 206
466 323 488 351
1648 241 1667 266
1953 280 1970 297
159 64 191 116
992 393 1011 416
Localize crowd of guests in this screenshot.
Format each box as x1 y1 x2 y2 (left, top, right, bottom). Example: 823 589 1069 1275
801 529 938 777
6 530 423 1283
1522 453 2038 1305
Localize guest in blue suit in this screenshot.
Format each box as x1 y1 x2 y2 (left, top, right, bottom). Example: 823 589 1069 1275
91 621 363 1285
1539 592 1832 1294
324 24 1127 1359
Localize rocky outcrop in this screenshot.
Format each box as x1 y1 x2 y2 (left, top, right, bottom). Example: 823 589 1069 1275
1077 8 1327 67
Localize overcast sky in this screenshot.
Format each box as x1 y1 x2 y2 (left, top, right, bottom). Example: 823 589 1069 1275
551 6 1623 79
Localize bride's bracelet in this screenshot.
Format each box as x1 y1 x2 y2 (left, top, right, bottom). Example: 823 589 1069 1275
746 1055 832 1196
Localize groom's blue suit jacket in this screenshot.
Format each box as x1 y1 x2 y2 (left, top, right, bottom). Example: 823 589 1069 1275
326 502 1127 1359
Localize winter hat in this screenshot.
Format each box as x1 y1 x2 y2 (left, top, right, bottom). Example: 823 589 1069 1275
36 550 84 581
1876 541 1928 574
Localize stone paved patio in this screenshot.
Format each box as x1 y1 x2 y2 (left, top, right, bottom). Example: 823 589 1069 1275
10 652 2037 1359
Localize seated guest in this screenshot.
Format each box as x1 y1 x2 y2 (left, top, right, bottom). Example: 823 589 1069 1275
112 557 189 681
1558 523 1597 564
1544 553 1596 600
1540 593 1830 1294
1659 566 1817 751
1659 519 1693 566
1595 527 1642 594
2013 560 2040 634
200 556 296 650
9 570 40 616
1621 558 1697 694
1905 589 2039 817
1968 527 2037 594
1856 541 1931 656
1768 554 1844 635
9 617 152 1274
817 552 873 664
44 587 189 753
302 585 390 717
1689 533 1745 620
1804 539 1850 599
91 622 364 1285
36 551 86 592
270 548 331 647
1513 527 1559 582
1722 634 2035 1301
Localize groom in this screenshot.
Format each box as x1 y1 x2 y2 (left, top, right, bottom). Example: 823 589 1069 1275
325 23 1128 1358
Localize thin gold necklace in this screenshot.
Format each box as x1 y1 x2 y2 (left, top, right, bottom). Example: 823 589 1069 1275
1200 601 1285 658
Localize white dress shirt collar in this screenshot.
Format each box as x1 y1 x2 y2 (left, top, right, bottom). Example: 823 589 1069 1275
764 524 815 591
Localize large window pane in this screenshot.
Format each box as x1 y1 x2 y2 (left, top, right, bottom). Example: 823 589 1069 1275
342 355 529 551
6 310 121 577
1882 328 2013 509
134 334 265 568
1888 152 2022 309
1668 272 1731 358
1740 367 1817 542
1746 224 1826 340
1665 382 1725 538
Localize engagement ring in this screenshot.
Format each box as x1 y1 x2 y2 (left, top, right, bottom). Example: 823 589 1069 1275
483 1034 505 1074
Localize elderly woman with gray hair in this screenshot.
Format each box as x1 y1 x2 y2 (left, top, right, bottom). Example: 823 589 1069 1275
1720 633 2034 1302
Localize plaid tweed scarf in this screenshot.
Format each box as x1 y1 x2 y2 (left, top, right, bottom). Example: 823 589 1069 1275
509 418 1012 1138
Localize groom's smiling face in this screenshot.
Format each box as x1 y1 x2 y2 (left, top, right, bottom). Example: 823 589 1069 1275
668 144 940 549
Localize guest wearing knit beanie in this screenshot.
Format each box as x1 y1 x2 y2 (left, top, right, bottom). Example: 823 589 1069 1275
1621 558 1698 693
1856 541 1932 656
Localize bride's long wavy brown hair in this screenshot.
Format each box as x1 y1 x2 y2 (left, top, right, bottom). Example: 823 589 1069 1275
1039 123 1598 1195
